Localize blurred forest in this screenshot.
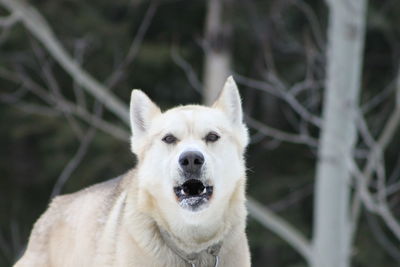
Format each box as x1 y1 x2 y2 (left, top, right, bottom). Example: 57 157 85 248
1 0 400 266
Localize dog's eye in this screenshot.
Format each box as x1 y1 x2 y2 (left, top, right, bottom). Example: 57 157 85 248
162 134 177 144
205 132 220 143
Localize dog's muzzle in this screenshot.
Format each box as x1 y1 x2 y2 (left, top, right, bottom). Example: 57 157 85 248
175 150 213 210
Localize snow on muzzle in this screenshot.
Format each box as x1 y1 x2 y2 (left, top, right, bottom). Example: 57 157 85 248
173 179 213 210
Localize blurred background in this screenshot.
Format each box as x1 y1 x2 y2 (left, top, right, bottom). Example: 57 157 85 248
1 0 400 266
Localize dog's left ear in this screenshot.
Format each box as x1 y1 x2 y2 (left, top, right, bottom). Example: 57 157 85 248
212 76 244 126
130 90 161 138
213 76 249 147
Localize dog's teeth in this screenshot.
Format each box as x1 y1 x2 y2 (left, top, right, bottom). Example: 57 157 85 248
201 188 206 194
180 189 186 195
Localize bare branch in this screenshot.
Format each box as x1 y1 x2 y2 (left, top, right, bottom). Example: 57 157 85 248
10 220 22 260
351 66 400 238
289 0 325 51
0 85 28 103
0 12 18 27
268 184 313 212
366 213 400 263
31 41 85 139
0 230 12 263
247 197 313 264
66 102 130 141
324 0 333 8
0 0 130 124
0 12 19 45
50 103 100 199
106 1 158 88
9 101 61 117
386 181 400 197
0 66 130 141
245 116 318 147
50 128 95 198
350 156 400 242
235 74 322 127
361 80 395 114
171 46 203 93
386 154 400 195
378 203 400 241
72 38 88 110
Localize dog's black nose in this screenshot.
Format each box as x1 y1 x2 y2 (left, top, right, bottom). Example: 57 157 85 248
179 151 204 175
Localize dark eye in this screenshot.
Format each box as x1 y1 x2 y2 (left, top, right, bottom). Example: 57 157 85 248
162 134 177 144
205 132 220 143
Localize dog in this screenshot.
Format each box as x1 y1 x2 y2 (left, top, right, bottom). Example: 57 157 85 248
15 76 251 267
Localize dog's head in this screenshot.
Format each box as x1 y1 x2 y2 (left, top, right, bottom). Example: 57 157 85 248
130 77 248 227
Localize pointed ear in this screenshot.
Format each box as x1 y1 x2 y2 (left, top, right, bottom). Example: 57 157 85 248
130 90 161 138
212 76 244 126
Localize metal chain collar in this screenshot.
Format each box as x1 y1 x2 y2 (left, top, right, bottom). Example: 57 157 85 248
160 229 222 267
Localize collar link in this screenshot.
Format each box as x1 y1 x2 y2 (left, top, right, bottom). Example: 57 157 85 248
159 229 222 267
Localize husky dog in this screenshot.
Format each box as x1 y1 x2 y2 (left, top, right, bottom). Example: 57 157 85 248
15 77 251 267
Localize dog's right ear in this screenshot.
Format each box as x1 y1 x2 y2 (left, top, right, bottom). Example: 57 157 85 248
130 90 161 138
212 77 249 148
212 76 244 126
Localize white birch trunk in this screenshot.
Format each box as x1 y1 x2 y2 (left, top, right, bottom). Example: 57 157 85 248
312 1 368 267
203 0 232 105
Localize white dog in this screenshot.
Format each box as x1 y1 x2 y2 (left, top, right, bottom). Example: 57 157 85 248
15 77 251 267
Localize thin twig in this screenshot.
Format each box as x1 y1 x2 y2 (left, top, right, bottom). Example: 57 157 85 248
50 102 102 198
171 46 203 93
366 213 400 263
268 184 313 212
235 74 322 127
31 41 85 139
106 1 158 88
246 115 318 147
0 13 18 27
9 101 61 117
350 155 400 241
247 197 313 264
289 0 325 51
0 66 130 141
0 0 130 124
351 67 400 239
72 38 88 110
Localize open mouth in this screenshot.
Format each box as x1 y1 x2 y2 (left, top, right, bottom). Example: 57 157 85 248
173 179 213 210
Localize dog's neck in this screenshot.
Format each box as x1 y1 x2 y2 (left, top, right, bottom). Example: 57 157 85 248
124 207 229 266
159 227 222 266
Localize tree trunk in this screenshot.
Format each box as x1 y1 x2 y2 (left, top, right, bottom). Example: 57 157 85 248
203 0 232 105
312 1 368 267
